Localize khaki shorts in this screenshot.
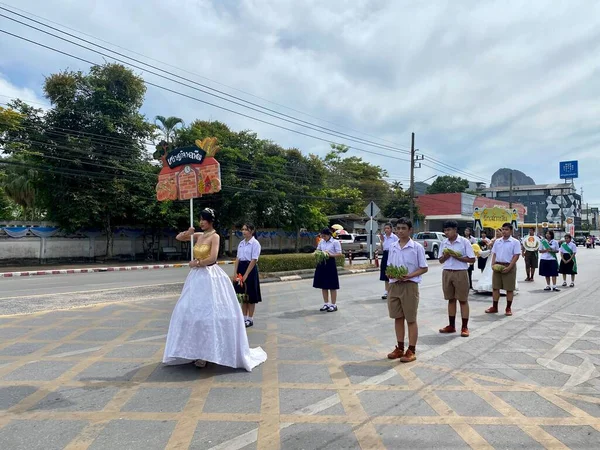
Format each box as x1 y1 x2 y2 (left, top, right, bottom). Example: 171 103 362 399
492 264 517 291
388 282 419 322
442 270 470 302
524 251 538 270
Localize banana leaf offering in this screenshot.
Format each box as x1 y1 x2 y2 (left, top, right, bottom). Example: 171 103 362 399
492 264 507 273
443 248 462 257
314 250 330 265
386 264 409 279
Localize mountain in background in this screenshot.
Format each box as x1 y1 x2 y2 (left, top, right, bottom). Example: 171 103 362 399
490 168 535 187
413 182 430 195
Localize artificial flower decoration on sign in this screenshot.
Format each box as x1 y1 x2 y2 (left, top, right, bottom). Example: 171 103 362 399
155 137 222 201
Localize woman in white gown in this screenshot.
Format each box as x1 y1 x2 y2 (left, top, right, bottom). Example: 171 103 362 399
475 229 519 294
163 208 267 371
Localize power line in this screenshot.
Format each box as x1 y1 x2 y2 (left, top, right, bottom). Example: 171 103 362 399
0 9 413 157
0 5 496 184
0 28 413 165
0 1 413 151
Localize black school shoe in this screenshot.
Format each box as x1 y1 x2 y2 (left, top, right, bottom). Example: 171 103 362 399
245 319 254 327
327 304 338 312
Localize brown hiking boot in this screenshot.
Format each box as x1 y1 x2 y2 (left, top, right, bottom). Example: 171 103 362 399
439 325 456 333
485 306 498 313
387 346 404 359
461 327 470 337
400 349 416 363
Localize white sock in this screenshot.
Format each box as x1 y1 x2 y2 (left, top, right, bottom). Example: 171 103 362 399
552 285 556 289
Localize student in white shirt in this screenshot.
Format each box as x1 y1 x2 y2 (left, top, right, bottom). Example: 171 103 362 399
438 221 476 337
539 230 560 291
463 228 477 289
385 218 428 363
379 222 399 299
233 223 262 328
486 222 521 315
314 228 343 312
558 233 577 287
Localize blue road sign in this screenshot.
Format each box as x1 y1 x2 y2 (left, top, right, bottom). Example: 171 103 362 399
559 160 578 179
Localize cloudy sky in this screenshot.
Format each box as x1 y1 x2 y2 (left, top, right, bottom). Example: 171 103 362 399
1 0 599 204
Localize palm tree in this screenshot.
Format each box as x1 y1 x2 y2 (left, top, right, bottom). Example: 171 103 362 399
154 115 184 144
1 160 41 220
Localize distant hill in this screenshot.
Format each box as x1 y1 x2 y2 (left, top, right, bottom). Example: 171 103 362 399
491 168 535 187
413 182 430 195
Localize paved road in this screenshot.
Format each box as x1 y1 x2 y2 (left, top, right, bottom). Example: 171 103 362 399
0 249 599 449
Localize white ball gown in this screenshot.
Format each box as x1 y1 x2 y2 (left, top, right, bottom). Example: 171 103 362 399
162 242 267 371
474 250 518 294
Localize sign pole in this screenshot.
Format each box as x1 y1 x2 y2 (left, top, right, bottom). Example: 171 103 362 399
189 198 194 261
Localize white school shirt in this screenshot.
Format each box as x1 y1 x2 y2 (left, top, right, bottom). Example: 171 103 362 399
237 237 261 261
539 239 559 261
387 239 428 284
317 237 342 255
439 235 476 270
465 236 477 244
381 233 399 251
559 241 577 256
491 236 521 263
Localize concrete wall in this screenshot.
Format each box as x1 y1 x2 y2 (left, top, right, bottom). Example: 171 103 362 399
0 233 318 264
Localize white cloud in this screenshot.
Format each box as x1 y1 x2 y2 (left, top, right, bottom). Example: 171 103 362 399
0 0 599 203
0 73 48 109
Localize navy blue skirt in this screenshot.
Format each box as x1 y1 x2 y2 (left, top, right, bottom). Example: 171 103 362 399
237 260 262 303
380 250 389 281
313 257 339 290
539 259 559 277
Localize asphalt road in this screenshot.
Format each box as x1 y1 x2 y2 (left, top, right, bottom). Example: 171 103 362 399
0 249 599 449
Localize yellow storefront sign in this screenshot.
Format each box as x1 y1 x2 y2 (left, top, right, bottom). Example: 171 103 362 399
477 207 512 229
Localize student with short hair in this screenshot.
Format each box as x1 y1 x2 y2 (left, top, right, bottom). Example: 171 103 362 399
559 234 577 287
386 218 428 363
539 230 560 291
486 222 521 316
438 220 476 337
379 222 399 299
234 222 262 328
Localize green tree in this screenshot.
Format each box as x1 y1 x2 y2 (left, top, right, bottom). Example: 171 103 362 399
383 182 412 219
426 175 469 194
322 144 390 214
39 63 153 256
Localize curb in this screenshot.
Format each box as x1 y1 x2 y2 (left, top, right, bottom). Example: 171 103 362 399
0 262 378 281
0 261 234 278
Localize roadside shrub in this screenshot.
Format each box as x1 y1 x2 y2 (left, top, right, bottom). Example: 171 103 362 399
258 253 344 273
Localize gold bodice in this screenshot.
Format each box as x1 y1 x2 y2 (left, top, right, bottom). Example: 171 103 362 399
194 243 211 260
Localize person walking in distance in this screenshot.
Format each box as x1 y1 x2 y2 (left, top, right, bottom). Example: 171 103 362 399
463 228 477 289
438 220 476 337
477 231 491 273
521 227 540 282
558 233 577 287
379 222 399 299
233 223 262 328
386 218 428 363
314 228 343 312
486 223 521 316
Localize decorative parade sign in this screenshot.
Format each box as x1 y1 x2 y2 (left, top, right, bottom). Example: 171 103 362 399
473 206 513 230
155 138 221 201
154 137 222 260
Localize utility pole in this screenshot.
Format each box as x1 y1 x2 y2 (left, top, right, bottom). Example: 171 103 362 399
509 172 513 208
409 133 415 223
409 132 423 224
